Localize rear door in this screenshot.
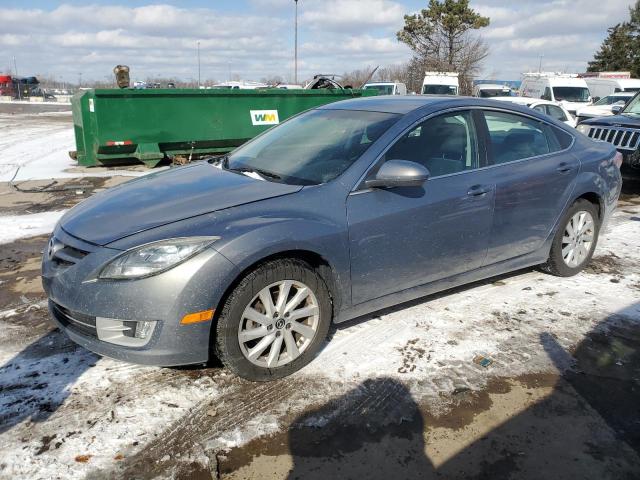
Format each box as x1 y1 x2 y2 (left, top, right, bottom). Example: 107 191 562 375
479 109 578 264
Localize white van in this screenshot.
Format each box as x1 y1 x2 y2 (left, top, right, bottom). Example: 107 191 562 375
422 72 459 95
363 82 407 95
520 73 591 115
583 74 640 101
473 83 512 98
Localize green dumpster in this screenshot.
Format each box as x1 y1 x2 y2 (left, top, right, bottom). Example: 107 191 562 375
71 88 376 167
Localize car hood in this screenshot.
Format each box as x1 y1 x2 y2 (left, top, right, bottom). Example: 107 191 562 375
60 162 302 246
581 113 640 128
577 105 613 117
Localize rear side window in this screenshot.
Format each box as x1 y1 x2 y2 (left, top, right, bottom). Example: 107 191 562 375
483 111 568 164
546 105 568 122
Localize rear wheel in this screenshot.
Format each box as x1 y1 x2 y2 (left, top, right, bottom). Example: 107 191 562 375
214 258 332 381
542 199 600 277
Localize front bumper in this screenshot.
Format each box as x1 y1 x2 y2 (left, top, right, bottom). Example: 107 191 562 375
622 150 640 168
42 226 238 366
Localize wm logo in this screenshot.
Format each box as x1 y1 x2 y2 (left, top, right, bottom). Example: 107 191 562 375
250 110 280 126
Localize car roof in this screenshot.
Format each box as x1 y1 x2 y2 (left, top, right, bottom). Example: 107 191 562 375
492 96 562 107
319 95 516 115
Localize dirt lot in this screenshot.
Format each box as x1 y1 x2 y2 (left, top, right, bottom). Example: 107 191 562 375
0 107 639 479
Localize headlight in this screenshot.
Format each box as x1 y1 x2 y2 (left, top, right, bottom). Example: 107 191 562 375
99 237 219 280
577 124 591 135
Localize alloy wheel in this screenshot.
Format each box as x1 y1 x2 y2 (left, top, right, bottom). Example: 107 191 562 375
562 210 595 268
238 280 320 368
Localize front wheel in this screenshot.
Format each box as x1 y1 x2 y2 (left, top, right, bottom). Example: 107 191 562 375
541 199 600 277
214 259 332 381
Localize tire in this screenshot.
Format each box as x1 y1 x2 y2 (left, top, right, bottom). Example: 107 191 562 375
541 199 600 277
214 258 332 381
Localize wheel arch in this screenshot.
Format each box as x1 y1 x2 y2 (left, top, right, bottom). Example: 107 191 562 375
573 191 603 220
211 249 341 332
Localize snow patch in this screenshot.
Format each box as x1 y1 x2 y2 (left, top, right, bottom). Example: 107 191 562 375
0 210 66 244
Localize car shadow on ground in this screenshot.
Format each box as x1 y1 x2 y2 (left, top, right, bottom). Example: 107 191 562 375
0 330 97 435
219 302 640 479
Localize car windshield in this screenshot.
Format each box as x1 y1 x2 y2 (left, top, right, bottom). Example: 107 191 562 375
224 109 399 185
365 85 394 95
479 89 510 98
624 87 640 92
622 94 640 115
594 95 629 106
422 84 457 95
552 86 590 102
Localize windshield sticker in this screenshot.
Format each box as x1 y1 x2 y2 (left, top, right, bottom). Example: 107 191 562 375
250 110 279 126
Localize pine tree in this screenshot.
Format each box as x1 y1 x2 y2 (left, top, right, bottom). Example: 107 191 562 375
587 0 640 75
629 0 640 77
397 0 490 95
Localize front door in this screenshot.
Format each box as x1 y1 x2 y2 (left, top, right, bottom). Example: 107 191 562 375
346 110 495 305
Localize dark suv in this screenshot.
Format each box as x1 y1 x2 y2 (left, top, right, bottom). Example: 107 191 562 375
577 91 640 170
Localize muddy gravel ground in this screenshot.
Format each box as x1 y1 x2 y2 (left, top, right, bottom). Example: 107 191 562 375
1 111 640 479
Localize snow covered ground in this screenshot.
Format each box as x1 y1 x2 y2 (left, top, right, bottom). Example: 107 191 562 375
0 113 162 182
0 204 638 479
0 210 67 245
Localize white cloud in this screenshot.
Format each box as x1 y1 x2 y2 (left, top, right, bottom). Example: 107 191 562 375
0 1 635 83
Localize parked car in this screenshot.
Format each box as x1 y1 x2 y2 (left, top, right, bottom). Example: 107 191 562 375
577 91 640 170
575 92 635 123
520 73 592 115
492 96 577 127
42 96 622 381
364 82 407 95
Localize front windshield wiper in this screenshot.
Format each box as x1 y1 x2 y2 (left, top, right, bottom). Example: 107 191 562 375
227 166 282 181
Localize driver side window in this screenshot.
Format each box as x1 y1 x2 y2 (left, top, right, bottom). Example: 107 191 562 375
384 111 478 177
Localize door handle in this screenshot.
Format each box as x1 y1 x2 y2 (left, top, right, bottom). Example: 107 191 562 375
557 163 574 174
467 185 490 197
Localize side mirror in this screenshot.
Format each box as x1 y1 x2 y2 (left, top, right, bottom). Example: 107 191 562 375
592 96 600 103
365 160 430 189
612 105 624 115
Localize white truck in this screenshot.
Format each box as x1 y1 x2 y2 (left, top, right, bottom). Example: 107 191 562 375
363 82 407 95
422 72 459 95
473 83 512 98
520 72 591 115
581 72 640 101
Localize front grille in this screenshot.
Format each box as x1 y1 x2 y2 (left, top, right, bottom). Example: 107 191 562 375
51 302 97 338
48 236 89 267
587 126 640 152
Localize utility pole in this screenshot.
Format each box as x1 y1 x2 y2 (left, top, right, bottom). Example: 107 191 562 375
197 41 201 88
538 54 544 73
13 56 21 101
294 0 299 84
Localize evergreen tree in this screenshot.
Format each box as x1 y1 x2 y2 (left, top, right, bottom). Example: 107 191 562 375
588 0 640 76
397 0 490 94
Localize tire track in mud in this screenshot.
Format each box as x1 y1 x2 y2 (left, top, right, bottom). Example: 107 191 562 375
96 376 305 479
89 319 415 479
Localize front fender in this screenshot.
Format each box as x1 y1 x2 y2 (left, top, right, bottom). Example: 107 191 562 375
212 216 351 312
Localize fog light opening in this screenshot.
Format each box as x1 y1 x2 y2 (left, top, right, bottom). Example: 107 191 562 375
135 321 155 339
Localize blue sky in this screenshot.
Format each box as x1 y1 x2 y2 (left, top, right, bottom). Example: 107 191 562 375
0 1 635 85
